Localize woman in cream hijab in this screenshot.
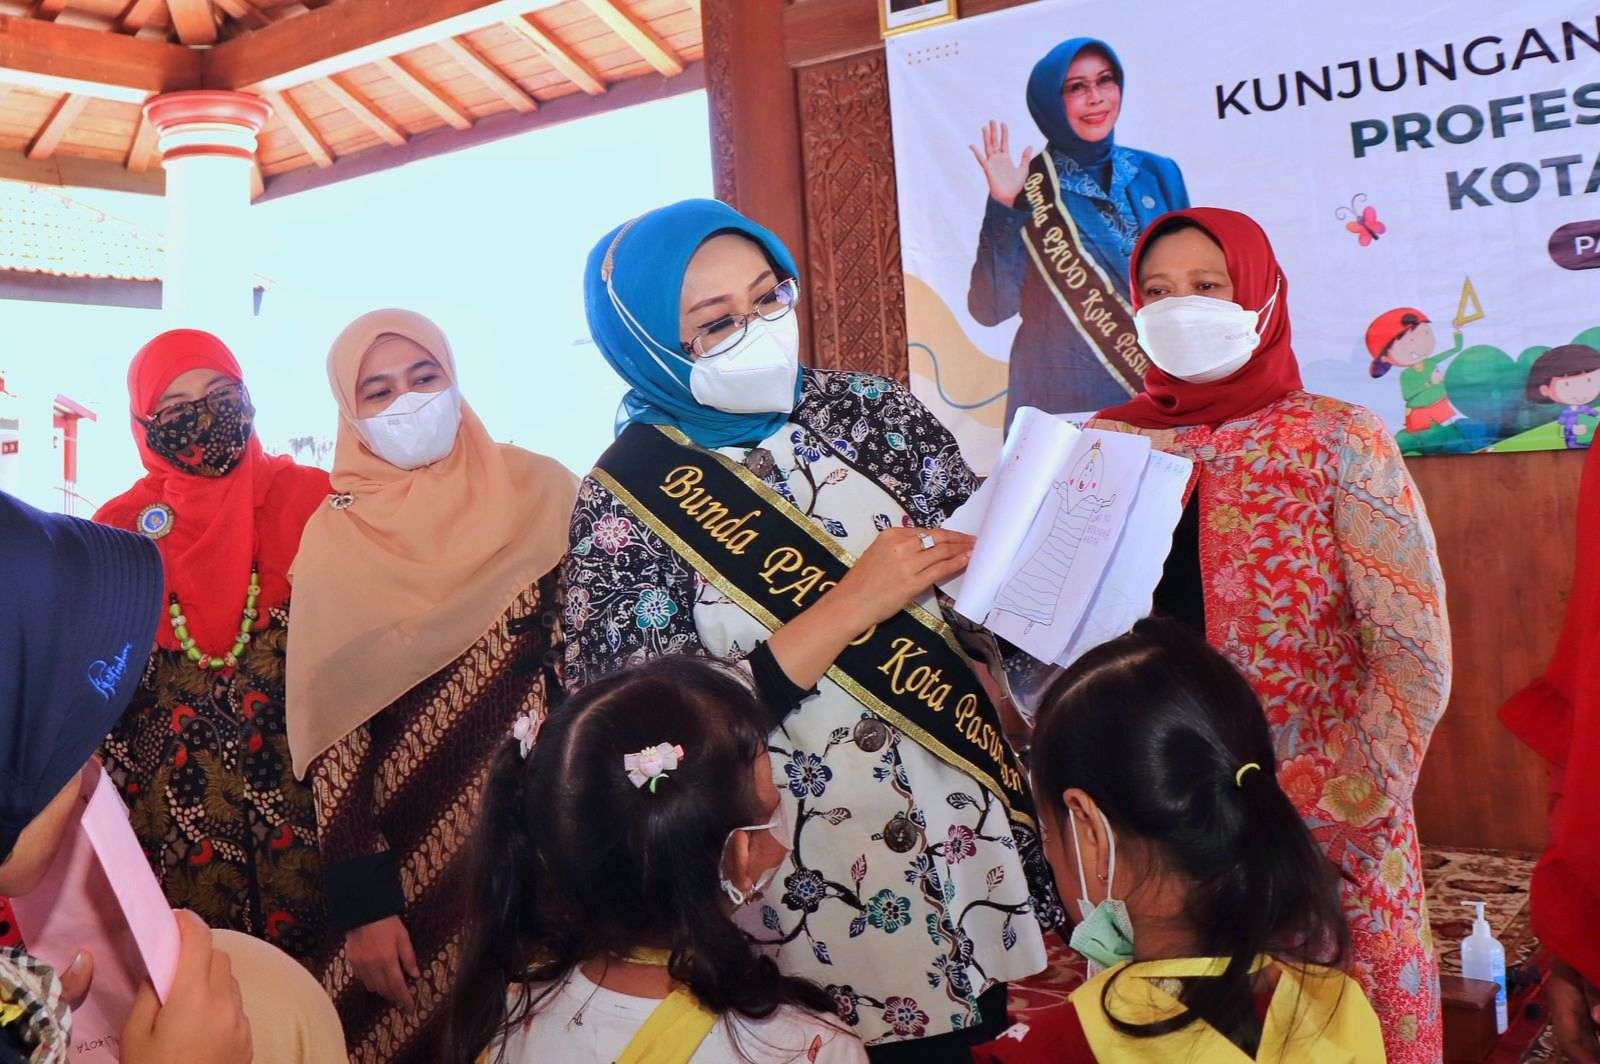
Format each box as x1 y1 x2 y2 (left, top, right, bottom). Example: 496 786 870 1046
286 310 576 1064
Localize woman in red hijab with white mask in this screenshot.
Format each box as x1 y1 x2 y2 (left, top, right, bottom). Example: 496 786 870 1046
95 329 332 969
1093 208 1451 1064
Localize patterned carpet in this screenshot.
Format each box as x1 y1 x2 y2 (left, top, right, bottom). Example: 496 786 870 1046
1010 847 1560 1061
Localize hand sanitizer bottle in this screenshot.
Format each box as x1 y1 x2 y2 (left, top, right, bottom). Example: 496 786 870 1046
1461 901 1507 1033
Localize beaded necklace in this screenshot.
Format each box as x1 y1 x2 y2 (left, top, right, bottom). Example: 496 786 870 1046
168 565 260 671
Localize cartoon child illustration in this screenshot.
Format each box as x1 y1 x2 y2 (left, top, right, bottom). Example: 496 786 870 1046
1367 308 1465 439
1526 344 1600 449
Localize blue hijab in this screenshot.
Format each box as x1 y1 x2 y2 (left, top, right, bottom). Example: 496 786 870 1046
1026 37 1124 170
583 198 802 450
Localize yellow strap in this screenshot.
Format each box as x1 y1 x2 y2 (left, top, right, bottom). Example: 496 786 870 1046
617 988 719 1064
1071 956 1386 1063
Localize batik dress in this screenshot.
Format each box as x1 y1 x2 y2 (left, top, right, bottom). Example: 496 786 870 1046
564 369 1057 1047
103 606 329 967
310 580 561 1064
1096 390 1451 1064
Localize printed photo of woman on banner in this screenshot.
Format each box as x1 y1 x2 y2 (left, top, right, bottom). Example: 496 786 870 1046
967 38 1188 428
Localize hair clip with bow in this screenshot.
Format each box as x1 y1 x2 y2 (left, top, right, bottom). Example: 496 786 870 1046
625 742 685 793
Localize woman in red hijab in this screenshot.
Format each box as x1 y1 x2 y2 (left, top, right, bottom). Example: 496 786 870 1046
1094 208 1451 1064
1500 440 1600 1063
95 329 332 969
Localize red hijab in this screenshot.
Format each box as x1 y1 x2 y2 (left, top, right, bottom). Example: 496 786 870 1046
1500 441 1600 985
1098 207 1303 428
95 330 329 654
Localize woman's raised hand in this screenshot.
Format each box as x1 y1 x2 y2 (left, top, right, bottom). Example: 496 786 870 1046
828 526 974 632
968 121 1035 208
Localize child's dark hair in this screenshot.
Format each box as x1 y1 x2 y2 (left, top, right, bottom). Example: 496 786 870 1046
1526 343 1600 403
1031 618 1346 1055
445 655 837 1063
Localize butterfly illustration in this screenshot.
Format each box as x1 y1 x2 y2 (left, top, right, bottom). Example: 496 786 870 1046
1335 194 1385 246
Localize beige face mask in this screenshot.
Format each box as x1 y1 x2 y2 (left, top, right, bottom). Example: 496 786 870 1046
719 805 793 906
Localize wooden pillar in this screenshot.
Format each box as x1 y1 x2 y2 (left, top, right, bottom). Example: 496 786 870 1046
702 0 807 278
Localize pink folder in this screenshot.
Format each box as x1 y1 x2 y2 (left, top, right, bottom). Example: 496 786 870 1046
9 761 179 1061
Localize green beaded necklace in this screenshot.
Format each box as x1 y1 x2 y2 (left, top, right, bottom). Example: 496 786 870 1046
168 566 261 671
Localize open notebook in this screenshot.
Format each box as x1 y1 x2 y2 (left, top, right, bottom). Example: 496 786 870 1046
9 761 179 1061
941 406 1193 666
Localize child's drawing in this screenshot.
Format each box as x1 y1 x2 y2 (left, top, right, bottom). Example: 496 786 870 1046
993 442 1115 630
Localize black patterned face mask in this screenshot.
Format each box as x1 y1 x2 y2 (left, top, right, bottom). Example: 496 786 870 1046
143 385 255 477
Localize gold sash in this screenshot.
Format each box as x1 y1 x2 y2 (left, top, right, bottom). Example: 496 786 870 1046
1018 151 1149 395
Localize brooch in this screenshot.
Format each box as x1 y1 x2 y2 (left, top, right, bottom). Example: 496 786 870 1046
136 503 175 540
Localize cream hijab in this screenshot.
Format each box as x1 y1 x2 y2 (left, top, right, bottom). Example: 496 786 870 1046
286 310 577 777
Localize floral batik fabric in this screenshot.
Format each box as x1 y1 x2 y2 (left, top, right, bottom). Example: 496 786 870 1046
1098 390 1451 1064
101 607 329 968
565 369 1056 1047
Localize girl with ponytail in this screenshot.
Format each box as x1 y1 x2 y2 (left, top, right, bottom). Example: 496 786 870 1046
976 618 1382 1063
445 656 864 1064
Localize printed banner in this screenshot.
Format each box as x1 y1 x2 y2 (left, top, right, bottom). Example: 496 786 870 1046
887 0 1600 470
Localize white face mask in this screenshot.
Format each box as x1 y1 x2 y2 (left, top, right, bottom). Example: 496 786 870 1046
1133 282 1280 383
355 386 462 470
689 314 801 415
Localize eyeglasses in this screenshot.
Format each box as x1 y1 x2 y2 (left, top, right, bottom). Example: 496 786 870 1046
682 278 801 359
144 382 249 427
1063 71 1119 100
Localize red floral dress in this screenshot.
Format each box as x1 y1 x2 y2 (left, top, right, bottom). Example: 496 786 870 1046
1097 390 1451 1064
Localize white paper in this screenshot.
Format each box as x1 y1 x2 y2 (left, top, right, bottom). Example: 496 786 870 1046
986 429 1150 661
951 406 1079 622
1053 449 1194 667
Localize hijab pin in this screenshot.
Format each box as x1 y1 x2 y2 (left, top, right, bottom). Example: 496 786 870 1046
600 217 642 284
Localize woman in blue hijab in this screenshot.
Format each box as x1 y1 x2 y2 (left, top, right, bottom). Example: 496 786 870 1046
567 199 1060 1061
967 37 1188 425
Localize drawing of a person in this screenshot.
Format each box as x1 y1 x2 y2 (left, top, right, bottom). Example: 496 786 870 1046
995 442 1114 628
967 38 1188 428
1365 308 1463 444
1526 344 1600 449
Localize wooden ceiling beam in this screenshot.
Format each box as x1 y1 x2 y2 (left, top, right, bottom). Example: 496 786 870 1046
578 0 682 77
115 0 167 33
27 92 90 160
0 14 202 101
165 0 219 45
437 34 535 113
210 0 272 30
375 55 472 130
503 13 606 96
318 74 407 146
264 87 334 167
30 0 70 21
125 108 157 172
201 0 563 92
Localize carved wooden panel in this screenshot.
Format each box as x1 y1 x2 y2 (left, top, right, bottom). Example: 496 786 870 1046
796 51 908 381
701 0 738 204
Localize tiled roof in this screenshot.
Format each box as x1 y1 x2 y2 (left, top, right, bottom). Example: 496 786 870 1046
0 182 163 281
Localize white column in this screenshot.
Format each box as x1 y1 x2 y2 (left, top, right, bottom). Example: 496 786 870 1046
145 91 271 339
